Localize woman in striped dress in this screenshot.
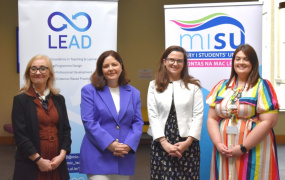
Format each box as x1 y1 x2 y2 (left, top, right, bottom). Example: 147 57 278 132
206 44 280 180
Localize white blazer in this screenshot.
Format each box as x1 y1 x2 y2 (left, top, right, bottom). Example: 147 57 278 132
147 80 203 141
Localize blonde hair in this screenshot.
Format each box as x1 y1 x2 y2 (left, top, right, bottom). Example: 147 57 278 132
19 54 59 95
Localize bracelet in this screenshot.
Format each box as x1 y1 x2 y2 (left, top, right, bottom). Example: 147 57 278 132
160 139 166 143
33 155 41 163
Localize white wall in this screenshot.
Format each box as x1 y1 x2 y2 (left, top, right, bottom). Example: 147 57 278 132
262 0 285 110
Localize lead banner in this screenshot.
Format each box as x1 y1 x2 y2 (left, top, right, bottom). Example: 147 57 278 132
18 1 118 179
165 2 262 179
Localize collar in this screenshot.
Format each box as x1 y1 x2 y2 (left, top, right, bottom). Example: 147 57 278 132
26 86 37 98
228 77 248 90
34 87 50 101
26 86 51 99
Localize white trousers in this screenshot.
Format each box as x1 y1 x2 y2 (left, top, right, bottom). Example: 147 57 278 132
87 174 131 180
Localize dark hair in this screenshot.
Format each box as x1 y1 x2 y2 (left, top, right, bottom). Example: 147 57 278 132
91 50 130 90
155 45 201 92
226 44 260 90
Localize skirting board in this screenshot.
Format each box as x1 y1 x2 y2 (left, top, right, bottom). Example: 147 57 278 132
275 135 285 144
0 136 14 145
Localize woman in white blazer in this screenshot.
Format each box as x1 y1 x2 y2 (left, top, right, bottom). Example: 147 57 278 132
147 46 204 180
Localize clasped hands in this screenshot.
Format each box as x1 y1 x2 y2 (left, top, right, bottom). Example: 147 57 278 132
161 140 190 158
216 143 244 158
37 155 63 172
107 141 131 157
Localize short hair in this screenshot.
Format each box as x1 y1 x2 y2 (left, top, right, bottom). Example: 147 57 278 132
20 54 59 95
155 45 200 92
227 44 260 90
90 50 130 90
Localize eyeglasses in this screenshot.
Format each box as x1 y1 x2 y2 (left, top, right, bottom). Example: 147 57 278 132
30 66 49 74
166 58 184 64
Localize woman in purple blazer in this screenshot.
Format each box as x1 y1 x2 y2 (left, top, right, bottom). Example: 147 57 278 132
79 50 144 180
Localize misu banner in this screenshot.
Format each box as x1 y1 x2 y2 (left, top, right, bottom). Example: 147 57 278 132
165 2 262 179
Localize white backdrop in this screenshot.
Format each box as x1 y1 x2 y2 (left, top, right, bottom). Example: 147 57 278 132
18 1 118 179
165 2 262 179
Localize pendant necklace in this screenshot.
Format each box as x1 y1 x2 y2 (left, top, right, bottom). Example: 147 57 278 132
229 80 245 123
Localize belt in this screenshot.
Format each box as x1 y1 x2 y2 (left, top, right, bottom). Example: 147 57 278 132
40 130 58 142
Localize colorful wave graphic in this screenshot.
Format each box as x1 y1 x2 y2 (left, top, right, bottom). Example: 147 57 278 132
170 13 245 33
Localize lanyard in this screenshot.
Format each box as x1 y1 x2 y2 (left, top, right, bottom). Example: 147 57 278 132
229 82 245 123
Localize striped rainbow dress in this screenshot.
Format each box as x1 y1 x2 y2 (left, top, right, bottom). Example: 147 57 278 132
206 78 280 180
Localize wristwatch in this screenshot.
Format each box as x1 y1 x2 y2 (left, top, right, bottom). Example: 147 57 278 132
240 144 248 153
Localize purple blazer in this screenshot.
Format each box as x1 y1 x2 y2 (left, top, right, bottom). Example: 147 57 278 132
79 84 143 175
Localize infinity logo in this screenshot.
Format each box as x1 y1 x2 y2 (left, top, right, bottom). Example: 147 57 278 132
48 12 92 32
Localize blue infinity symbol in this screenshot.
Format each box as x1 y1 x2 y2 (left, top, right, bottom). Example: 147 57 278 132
48 12 92 32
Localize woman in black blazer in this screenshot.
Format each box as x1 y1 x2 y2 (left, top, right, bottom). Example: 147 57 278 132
12 55 71 180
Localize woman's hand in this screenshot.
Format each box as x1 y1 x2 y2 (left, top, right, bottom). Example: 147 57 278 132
30 153 52 172
114 144 131 157
160 140 182 158
107 141 119 152
174 142 190 155
50 155 64 170
228 145 244 158
207 107 228 156
107 141 131 157
174 137 194 155
50 149 66 170
216 143 231 157
37 158 52 172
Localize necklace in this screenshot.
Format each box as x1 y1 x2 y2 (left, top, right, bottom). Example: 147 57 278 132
229 81 245 123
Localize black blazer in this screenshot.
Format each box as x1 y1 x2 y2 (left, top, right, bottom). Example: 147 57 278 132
12 92 72 180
